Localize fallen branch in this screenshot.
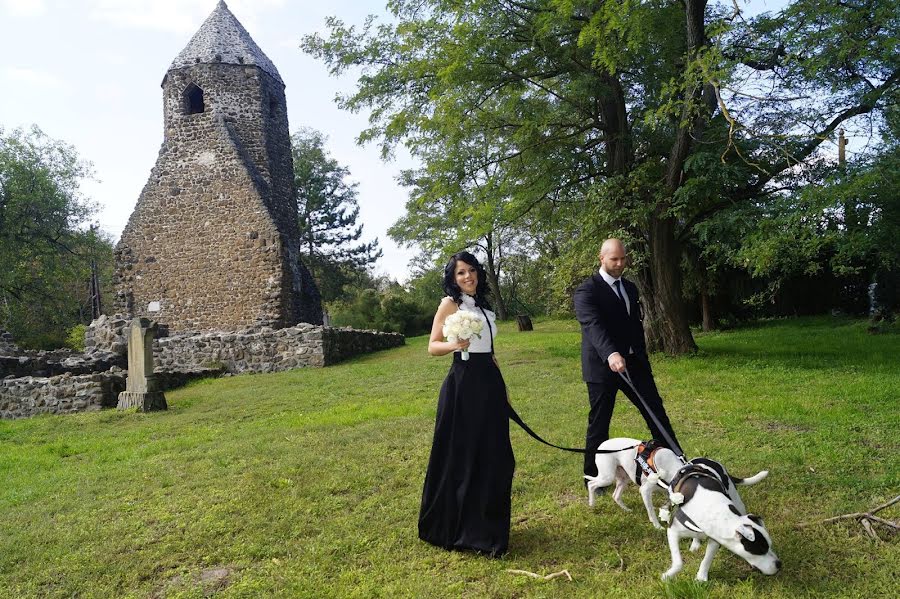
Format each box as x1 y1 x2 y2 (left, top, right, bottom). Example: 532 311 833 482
798 494 899 538
507 569 572 581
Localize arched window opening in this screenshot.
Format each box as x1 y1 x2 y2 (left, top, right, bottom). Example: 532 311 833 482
184 83 205 114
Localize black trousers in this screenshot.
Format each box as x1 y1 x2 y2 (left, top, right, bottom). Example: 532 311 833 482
583 353 680 477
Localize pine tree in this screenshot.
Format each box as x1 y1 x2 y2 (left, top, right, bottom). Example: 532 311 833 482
291 128 382 301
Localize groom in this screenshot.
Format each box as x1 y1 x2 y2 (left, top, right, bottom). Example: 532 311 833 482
573 238 681 478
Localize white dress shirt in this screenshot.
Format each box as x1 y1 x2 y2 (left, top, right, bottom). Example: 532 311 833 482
599 268 630 315
599 267 632 359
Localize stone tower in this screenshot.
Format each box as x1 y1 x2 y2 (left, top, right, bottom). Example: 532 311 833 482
115 1 322 333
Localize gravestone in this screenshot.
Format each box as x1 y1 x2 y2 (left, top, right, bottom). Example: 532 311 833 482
516 314 534 331
117 318 167 412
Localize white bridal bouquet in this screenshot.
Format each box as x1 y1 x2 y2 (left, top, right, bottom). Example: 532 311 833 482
443 310 484 361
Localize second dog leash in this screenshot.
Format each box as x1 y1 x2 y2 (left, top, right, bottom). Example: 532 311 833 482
618 369 684 458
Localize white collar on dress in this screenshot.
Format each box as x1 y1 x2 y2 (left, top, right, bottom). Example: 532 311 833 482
460 293 477 308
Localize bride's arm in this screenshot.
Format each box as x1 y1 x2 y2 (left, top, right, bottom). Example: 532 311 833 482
428 297 472 356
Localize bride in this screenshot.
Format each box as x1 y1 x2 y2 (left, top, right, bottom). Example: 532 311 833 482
417 251 515 557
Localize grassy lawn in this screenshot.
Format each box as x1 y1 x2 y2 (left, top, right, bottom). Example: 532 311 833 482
1 316 897 598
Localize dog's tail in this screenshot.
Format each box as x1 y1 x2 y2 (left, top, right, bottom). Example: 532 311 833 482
731 470 769 486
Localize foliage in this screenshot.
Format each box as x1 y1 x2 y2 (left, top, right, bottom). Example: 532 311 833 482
303 0 898 352
328 280 433 336
0 126 114 349
64 324 87 352
690 100 900 316
1 317 897 596
291 127 382 302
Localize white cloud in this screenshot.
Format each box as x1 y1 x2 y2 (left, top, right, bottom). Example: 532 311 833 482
2 0 46 17
4 67 63 88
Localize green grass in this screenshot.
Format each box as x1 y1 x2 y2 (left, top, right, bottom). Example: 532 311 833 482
1 316 897 598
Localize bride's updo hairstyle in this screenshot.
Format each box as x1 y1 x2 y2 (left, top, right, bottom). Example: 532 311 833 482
442 251 493 310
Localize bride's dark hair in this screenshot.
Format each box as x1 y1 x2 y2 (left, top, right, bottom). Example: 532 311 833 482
442 251 493 310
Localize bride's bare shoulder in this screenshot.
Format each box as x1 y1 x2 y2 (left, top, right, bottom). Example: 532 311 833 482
436 296 458 313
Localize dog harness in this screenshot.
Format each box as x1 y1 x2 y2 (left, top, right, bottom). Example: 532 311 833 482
634 439 665 485
665 463 728 533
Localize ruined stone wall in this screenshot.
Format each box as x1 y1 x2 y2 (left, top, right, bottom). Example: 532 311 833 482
0 371 125 419
322 327 409 365
87 317 404 374
116 62 321 332
153 325 404 374
0 352 123 379
0 368 220 420
1 318 404 419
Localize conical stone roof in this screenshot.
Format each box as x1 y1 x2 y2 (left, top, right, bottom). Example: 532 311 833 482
168 0 283 84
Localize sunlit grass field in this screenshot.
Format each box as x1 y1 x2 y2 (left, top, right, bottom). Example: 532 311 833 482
1 316 897 598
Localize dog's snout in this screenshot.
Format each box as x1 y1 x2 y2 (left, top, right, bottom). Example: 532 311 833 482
774 559 782 571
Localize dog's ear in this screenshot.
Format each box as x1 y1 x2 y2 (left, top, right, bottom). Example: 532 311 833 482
747 513 764 526
736 523 756 542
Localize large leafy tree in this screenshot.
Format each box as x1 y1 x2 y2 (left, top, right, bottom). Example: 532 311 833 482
390 161 516 318
0 126 113 348
304 0 897 353
291 128 382 302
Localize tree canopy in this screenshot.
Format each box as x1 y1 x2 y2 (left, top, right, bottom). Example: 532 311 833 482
304 0 898 350
0 126 113 348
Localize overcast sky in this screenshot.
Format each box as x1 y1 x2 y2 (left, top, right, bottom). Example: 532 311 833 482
0 0 790 282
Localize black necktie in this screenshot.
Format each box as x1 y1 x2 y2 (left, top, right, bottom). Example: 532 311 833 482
613 280 628 313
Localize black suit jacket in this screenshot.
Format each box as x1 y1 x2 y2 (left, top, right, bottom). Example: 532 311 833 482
573 274 647 383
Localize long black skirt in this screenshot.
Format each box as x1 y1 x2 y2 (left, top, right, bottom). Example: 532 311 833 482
418 352 515 557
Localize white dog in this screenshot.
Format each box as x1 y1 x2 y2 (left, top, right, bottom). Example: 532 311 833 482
584 438 769 529
661 466 781 581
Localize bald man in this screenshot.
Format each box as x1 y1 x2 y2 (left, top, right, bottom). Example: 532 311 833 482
573 239 681 479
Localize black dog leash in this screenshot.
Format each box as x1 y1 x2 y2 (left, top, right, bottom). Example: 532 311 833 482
507 401 638 455
618 369 684 458
476 305 637 456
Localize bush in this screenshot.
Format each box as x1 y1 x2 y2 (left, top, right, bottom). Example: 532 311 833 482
328 286 432 336
65 324 88 352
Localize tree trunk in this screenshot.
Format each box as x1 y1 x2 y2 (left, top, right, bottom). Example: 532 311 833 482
482 231 508 320
639 216 698 354
634 0 707 354
701 291 714 332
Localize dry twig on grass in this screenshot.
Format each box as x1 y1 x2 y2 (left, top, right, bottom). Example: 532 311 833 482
798 495 899 541
506 569 573 581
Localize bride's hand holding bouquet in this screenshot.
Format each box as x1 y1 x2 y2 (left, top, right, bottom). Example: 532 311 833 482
442 310 484 361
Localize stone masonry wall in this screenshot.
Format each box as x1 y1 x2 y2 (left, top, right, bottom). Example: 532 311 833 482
322 327 409 365
0 368 220 420
154 324 404 373
0 371 126 420
2 319 403 419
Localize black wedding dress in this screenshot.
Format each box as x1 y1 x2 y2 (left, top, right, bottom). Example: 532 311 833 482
418 302 515 557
